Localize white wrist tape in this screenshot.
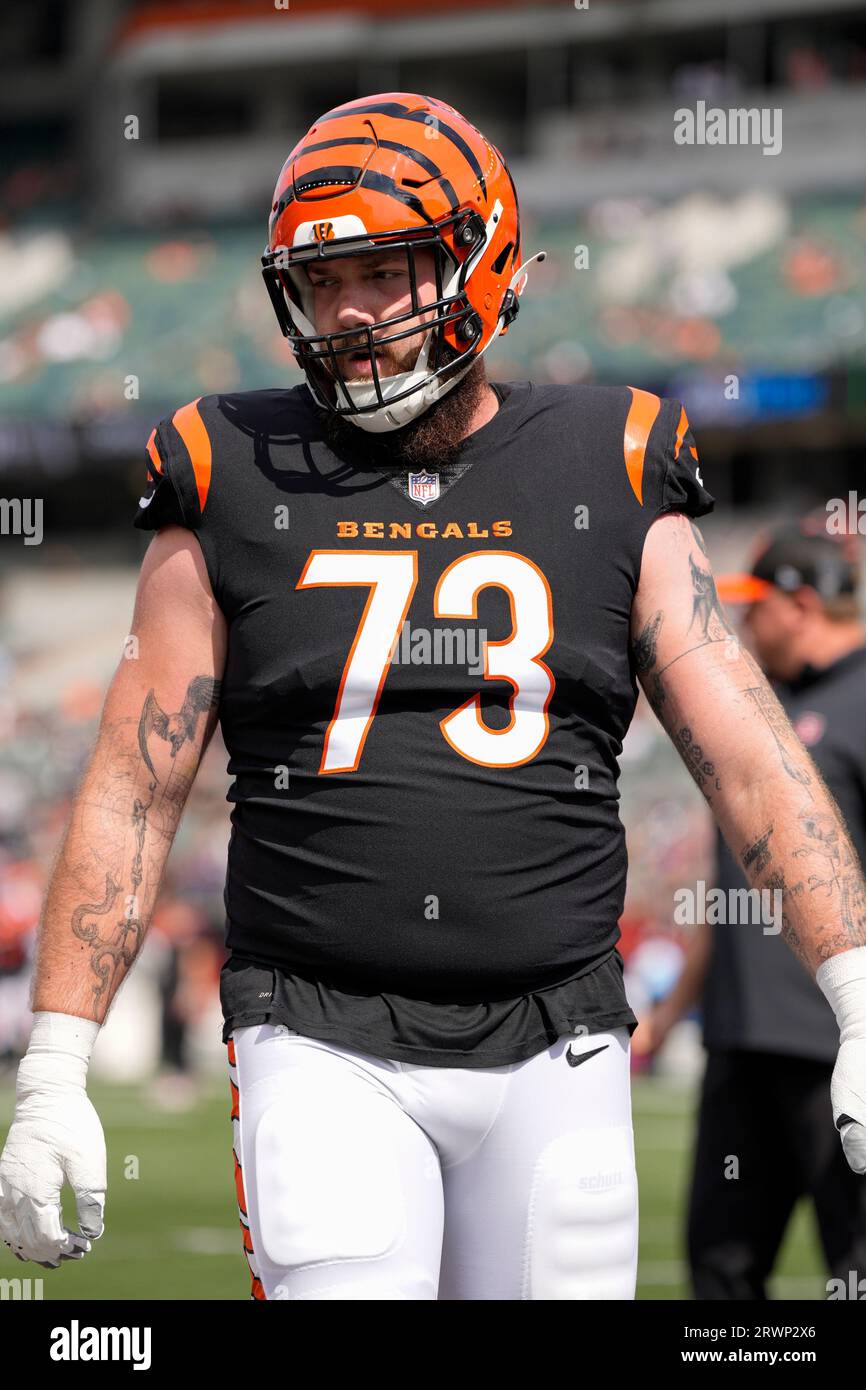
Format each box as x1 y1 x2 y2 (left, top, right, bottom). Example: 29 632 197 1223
816 946 866 1041
19 1011 101 1092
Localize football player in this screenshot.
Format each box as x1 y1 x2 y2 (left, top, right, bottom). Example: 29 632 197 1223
2 94 864 1300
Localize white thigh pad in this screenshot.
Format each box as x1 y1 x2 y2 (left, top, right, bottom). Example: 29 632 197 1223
254 1082 407 1269
523 1124 638 1300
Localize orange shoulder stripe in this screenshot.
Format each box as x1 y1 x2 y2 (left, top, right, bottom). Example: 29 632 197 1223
623 387 661 505
171 398 212 514
673 404 690 461
145 428 164 475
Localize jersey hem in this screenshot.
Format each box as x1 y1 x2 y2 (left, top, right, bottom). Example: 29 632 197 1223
222 1007 638 1067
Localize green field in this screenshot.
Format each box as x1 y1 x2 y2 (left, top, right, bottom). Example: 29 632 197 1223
0 1075 825 1300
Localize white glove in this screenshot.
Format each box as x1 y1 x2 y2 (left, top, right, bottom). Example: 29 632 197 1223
816 947 866 1175
0 1011 105 1268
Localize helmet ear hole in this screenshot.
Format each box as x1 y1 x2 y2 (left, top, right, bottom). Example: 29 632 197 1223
491 240 514 276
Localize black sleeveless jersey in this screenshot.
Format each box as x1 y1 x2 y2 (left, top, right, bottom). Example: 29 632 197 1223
134 379 714 1066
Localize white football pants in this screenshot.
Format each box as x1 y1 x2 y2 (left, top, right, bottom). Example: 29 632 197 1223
227 1022 637 1300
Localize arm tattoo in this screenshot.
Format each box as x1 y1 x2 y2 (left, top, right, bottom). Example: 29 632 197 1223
631 610 663 674
768 806 866 962
71 873 140 1005
630 603 722 799
766 865 807 966
630 611 669 721
138 676 222 781
634 521 866 964
671 724 722 802
636 525 739 711
742 685 813 796
71 674 221 1008
795 806 842 883
687 550 736 644
632 526 736 759
764 867 805 900
741 824 774 875
689 521 709 559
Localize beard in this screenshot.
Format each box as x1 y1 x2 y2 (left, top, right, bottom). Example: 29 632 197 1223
317 352 490 473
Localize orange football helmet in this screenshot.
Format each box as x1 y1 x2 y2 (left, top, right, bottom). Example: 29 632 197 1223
261 92 545 432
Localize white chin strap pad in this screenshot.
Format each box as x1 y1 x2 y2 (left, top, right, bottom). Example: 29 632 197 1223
342 333 481 435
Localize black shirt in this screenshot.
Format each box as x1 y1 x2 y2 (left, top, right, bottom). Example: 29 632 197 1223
135 379 713 1065
703 642 866 1063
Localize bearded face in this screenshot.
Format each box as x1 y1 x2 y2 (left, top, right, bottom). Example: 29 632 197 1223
300 245 490 469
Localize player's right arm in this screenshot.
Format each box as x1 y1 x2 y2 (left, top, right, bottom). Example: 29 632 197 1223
34 525 226 1021
0 525 226 1268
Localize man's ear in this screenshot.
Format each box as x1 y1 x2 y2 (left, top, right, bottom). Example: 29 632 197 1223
794 586 825 618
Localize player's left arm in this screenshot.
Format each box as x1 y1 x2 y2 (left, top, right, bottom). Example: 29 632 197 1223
631 510 866 1172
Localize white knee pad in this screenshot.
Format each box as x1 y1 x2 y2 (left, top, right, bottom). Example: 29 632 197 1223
254 1081 407 1270
522 1125 638 1300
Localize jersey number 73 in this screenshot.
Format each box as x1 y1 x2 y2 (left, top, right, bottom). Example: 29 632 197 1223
297 549 555 774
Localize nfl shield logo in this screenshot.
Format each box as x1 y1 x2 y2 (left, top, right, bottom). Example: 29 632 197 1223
408 471 440 506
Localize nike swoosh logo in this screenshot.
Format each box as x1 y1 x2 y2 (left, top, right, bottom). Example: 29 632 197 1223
138 493 154 508
565 1043 609 1068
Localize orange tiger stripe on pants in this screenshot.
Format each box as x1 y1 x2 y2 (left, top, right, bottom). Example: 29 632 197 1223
227 1036 266 1300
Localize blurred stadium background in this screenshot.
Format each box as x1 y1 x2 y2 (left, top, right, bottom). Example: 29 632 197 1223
1 0 865 1299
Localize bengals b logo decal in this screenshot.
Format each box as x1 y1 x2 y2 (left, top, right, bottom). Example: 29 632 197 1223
312 222 335 241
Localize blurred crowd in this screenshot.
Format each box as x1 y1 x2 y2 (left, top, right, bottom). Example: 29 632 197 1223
1 191 865 433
